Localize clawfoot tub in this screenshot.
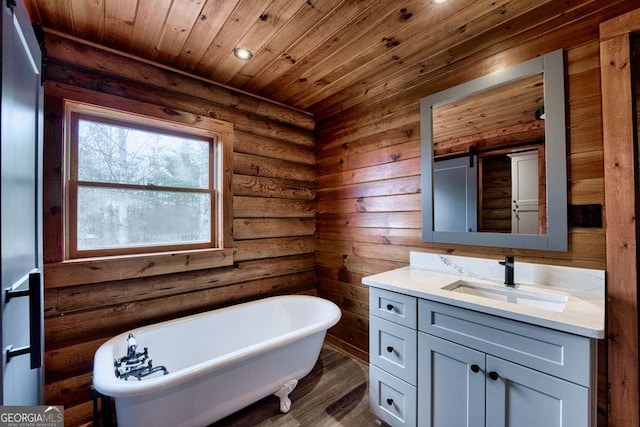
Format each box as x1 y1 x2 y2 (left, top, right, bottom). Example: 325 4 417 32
93 295 341 427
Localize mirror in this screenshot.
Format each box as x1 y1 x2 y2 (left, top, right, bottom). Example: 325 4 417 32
420 49 567 251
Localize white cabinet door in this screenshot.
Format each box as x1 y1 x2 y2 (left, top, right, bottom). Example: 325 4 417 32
418 333 485 427
485 356 589 427
509 151 539 234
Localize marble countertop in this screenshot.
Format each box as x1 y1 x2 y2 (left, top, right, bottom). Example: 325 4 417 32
363 266 605 339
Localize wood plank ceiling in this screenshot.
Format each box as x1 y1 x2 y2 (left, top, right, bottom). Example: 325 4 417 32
21 0 619 120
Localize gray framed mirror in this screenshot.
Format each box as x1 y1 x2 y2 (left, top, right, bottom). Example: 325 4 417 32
420 49 567 251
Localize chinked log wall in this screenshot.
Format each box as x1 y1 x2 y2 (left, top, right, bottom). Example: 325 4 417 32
314 7 620 427
41 33 315 426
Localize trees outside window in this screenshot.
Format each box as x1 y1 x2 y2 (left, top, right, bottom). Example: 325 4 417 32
66 103 220 258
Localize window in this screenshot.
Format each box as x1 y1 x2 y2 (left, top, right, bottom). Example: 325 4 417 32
65 101 229 259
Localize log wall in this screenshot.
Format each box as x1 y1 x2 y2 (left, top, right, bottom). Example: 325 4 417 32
41 33 315 426
314 12 610 426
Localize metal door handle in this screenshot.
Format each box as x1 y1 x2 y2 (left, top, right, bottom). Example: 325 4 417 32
5 270 42 369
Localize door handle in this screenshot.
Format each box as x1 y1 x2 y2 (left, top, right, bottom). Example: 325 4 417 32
5 270 42 369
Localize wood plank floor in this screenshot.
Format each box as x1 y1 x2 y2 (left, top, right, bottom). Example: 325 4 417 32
210 344 383 427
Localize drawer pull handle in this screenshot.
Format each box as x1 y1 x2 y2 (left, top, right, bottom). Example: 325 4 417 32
386 346 394 353
386 398 394 406
488 371 499 381
386 304 394 311
470 364 480 373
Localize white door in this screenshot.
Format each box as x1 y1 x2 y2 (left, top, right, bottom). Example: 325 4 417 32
509 151 539 234
1 0 44 404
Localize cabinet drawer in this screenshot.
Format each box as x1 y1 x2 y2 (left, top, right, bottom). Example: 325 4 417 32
370 287 417 328
370 316 417 385
370 365 416 427
418 299 594 387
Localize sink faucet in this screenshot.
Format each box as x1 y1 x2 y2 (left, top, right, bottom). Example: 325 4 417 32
499 256 516 287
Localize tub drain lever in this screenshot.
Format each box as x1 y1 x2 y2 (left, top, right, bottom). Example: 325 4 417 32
114 333 169 380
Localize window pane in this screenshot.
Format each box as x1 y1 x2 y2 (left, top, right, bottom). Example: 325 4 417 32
77 187 211 250
78 118 209 189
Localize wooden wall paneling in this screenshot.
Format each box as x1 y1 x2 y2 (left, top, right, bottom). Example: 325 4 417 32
569 150 605 181
234 153 315 182
316 227 423 247
235 130 315 165
43 32 314 131
316 139 420 177
44 67 311 146
316 123 419 162
315 176 421 201
59 402 93 427
233 196 315 218
570 179 604 205
233 174 315 200
234 218 315 240
316 104 420 151
315 20 610 418
43 95 64 263
316 193 421 215
50 254 315 314
45 249 234 288
315 158 420 189
600 11 640 426
316 211 421 229
42 36 316 423
46 271 316 350
234 236 315 262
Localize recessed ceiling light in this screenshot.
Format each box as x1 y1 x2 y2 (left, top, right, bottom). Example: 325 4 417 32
233 47 253 60
431 0 448 4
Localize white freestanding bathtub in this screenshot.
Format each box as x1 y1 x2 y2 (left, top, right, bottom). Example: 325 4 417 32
93 295 341 427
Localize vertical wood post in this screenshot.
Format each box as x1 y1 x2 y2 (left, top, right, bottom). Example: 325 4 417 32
600 11 640 426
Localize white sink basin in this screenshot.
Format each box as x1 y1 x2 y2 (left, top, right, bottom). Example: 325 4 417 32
443 280 568 312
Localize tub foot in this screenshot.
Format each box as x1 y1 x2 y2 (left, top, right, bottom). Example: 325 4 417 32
274 379 298 413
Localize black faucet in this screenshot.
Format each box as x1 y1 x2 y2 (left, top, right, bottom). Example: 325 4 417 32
499 256 516 287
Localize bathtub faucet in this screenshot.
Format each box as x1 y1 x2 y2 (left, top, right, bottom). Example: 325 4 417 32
114 333 169 381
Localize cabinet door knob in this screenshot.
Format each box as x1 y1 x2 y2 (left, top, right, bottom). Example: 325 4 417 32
470 364 480 373
386 346 394 353
386 398 394 406
386 304 394 311
488 371 499 380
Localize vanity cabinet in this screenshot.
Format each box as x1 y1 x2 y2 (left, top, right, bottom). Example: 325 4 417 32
369 288 418 426
369 288 597 427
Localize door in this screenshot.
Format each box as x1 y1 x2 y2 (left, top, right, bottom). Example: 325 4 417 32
485 356 589 427
509 151 539 234
433 156 478 232
418 333 485 427
1 0 44 404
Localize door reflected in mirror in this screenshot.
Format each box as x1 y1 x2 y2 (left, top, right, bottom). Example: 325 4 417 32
432 73 546 235
420 49 568 251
